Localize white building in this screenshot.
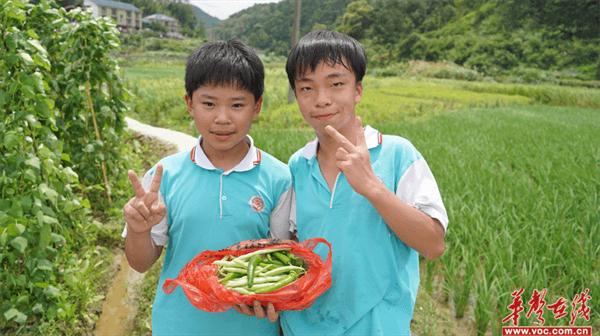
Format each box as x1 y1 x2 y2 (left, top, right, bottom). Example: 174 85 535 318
143 13 183 38
83 0 142 33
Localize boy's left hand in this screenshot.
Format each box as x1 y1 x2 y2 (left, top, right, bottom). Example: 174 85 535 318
325 117 381 197
233 301 279 322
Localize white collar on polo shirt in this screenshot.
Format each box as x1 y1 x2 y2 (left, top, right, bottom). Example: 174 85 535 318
300 125 382 160
190 135 262 174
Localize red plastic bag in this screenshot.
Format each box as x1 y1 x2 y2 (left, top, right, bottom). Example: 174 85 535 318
163 237 332 312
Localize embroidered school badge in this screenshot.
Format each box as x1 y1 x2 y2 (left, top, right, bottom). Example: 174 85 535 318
249 195 264 212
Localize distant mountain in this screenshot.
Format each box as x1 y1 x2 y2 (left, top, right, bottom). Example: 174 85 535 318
213 0 352 55
191 5 220 27
213 0 599 80
341 0 600 79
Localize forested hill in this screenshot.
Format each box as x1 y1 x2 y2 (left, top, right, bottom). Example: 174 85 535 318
213 0 600 80
191 5 220 27
213 0 353 55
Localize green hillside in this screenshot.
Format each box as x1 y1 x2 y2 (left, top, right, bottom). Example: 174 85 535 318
213 0 353 55
348 0 600 80
214 0 600 80
191 5 220 27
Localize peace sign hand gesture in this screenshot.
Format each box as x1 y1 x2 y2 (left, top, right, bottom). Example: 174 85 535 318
123 164 167 234
324 117 381 197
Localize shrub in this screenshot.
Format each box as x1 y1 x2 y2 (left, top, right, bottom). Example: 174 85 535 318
0 0 127 333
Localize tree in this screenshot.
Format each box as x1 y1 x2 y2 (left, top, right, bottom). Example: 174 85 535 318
213 0 353 55
146 21 167 34
337 0 373 40
288 0 301 103
167 3 201 36
55 0 82 8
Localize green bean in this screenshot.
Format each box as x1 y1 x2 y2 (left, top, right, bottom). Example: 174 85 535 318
259 265 305 277
253 272 299 294
266 259 284 266
241 282 278 290
232 248 291 262
230 287 255 295
273 251 291 264
257 264 276 273
247 255 262 288
222 267 247 274
213 260 243 268
290 257 304 267
218 272 245 283
231 258 247 268
224 275 287 288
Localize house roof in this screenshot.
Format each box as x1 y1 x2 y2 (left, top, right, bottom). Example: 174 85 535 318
143 14 178 22
86 0 140 12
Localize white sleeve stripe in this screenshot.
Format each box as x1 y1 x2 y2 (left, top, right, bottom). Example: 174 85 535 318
415 205 448 232
150 232 168 246
121 226 168 246
269 187 293 239
289 188 296 234
396 158 449 231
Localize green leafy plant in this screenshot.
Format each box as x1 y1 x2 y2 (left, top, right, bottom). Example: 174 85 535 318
1 0 127 333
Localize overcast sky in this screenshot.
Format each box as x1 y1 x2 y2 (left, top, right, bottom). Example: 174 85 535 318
190 0 283 20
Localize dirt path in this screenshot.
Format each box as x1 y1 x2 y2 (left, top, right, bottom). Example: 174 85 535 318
94 118 195 336
94 253 144 336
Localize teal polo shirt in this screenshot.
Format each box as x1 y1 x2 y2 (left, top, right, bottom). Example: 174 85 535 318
123 136 292 335
281 126 448 336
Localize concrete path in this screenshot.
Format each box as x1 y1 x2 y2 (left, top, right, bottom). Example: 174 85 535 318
125 117 197 152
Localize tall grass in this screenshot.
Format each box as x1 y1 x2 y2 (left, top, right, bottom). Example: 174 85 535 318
459 81 600 109
392 105 599 330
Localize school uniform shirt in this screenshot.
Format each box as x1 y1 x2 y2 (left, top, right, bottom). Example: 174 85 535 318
122 135 292 336
281 125 448 336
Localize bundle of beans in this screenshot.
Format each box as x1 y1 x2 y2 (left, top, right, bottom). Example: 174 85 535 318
215 248 306 295
164 238 332 312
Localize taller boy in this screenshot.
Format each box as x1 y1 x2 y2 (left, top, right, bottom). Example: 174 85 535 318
122 40 291 335
281 30 449 335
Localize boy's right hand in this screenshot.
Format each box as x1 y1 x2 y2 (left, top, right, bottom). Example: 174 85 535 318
124 164 166 234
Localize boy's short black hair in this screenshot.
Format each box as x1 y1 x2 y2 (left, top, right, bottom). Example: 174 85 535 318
286 30 366 90
185 39 264 101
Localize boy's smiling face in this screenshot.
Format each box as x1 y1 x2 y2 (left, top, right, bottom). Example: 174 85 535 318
185 84 261 161
294 61 363 136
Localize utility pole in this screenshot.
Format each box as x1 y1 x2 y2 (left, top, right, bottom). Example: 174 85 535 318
287 0 301 103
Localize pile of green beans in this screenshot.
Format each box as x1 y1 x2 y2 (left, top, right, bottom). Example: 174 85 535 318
213 248 306 295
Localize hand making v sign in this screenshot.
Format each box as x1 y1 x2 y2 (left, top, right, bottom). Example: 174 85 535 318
124 164 167 234
324 117 381 198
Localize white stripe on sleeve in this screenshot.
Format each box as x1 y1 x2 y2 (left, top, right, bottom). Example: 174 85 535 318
269 187 293 239
289 188 296 235
396 159 448 232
